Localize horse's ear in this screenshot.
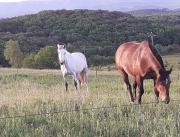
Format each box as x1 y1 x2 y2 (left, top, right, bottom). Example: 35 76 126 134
57 44 66 49
63 45 66 49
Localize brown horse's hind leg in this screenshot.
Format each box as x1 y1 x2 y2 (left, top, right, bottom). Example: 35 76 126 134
133 80 137 100
136 77 144 104
118 69 134 103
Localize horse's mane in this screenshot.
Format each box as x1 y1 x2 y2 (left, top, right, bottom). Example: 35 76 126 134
148 42 165 70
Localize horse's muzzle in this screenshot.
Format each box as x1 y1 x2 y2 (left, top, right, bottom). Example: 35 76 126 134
162 100 170 104
162 97 170 104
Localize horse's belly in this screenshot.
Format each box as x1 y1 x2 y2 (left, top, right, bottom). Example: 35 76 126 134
123 64 149 78
73 63 86 72
66 61 86 74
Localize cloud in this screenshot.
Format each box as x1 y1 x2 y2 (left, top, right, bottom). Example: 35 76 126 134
0 0 28 2
0 0 45 2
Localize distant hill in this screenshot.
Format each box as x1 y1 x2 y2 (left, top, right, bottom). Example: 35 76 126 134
0 9 180 67
0 9 152 66
0 9 139 53
128 8 180 16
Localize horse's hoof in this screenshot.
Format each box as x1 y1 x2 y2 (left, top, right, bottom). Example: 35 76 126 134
132 100 141 105
129 101 134 104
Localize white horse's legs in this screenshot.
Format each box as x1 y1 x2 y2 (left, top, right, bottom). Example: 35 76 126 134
73 73 80 90
63 74 68 91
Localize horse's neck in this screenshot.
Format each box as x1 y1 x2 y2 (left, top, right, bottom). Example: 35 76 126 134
64 51 72 64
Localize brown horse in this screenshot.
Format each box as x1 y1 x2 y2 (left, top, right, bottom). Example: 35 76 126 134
115 40 172 104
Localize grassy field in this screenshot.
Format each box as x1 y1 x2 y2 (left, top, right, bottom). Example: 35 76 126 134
0 54 180 137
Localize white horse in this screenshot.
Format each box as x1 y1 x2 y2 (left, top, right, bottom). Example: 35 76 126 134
57 44 88 91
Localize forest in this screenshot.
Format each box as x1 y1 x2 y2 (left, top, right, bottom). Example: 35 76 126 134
0 9 180 68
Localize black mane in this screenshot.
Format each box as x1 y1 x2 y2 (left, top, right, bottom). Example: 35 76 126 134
149 43 165 70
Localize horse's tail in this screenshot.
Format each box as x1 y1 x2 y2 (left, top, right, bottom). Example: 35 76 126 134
79 68 88 86
79 70 85 85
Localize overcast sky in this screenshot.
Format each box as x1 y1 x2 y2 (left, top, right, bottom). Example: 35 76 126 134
0 0 180 18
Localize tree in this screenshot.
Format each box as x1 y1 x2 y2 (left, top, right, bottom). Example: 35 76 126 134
34 46 58 69
4 39 23 68
1 10 180 67
22 53 36 68
0 40 9 67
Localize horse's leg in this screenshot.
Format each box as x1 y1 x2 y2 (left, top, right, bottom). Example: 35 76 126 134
136 77 144 104
63 74 68 91
73 73 80 90
74 79 78 90
153 79 159 103
133 80 137 100
118 69 134 103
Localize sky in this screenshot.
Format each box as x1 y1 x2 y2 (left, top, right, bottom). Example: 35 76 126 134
0 0 180 18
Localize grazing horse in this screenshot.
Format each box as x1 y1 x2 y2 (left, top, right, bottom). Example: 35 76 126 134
115 41 172 104
57 44 88 91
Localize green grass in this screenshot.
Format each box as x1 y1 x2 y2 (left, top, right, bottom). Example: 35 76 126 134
0 54 180 137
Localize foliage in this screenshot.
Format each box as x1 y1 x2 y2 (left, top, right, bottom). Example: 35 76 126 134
155 44 180 55
4 39 23 68
22 53 36 68
0 40 7 66
88 55 114 66
0 10 180 67
128 8 180 17
33 46 58 69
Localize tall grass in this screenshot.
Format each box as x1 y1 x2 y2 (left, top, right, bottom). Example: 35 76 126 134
0 54 180 137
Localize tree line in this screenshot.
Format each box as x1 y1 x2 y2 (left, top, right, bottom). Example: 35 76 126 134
0 9 180 68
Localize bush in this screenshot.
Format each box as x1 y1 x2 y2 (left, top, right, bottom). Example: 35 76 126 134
88 55 114 66
34 46 58 69
4 39 23 68
23 53 36 68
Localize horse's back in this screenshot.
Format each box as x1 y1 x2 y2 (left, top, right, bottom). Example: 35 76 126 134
115 41 141 68
72 52 86 61
115 41 151 77
71 52 88 71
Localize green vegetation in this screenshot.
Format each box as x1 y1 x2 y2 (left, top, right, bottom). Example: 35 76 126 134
23 46 59 69
4 40 23 68
3 39 58 69
0 9 180 68
33 46 58 69
128 8 180 17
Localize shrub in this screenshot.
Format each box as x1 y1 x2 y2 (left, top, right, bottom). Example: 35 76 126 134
34 46 58 69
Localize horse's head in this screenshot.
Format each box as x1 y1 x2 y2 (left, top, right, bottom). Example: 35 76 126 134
155 67 172 104
57 44 66 65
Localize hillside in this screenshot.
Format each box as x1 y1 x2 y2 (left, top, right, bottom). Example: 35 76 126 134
128 8 180 17
0 9 153 66
0 9 180 67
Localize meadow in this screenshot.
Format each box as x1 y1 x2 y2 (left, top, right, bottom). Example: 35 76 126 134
0 54 180 137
